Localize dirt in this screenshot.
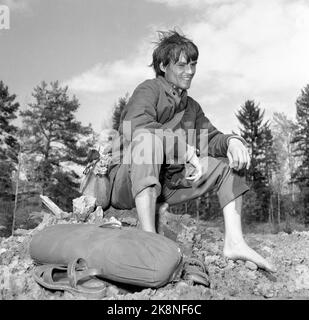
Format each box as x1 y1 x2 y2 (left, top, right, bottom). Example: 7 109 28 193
1 207 309 300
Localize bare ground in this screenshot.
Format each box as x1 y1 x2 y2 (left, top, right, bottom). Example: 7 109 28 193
1 208 309 300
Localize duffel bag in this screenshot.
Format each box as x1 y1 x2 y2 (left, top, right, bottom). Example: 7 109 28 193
29 223 182 288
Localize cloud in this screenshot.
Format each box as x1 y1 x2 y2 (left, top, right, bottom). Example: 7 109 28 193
2 0 30 11
146 0 239 9
64 42 155 131
181 0 309 130
65 59 153 94
65 0 309 133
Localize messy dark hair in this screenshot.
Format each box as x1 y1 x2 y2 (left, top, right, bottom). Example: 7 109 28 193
150 30 199 77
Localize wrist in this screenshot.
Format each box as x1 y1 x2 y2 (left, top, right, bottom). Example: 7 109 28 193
227 136 247 147
186 145 196 162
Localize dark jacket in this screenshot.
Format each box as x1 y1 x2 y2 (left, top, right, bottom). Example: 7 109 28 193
110 76 239 169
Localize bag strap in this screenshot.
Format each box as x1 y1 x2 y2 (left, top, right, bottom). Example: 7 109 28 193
161 109 185 130
67 258 104 288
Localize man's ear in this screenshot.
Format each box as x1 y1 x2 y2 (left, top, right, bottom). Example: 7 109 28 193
159 62 167 73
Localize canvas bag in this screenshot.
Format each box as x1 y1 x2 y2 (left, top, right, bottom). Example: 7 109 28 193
79 157 111 210
29 223 183 288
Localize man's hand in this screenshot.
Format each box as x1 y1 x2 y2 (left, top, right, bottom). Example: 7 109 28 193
185 146 203 182
227 138 250 171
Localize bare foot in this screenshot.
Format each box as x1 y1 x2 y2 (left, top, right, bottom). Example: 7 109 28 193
157 202 169 215
223 240 276 273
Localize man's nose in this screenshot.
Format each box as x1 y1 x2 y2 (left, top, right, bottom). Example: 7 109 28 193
185 65 194 74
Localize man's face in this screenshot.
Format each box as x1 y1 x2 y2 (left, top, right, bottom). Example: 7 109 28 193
161 51 197 90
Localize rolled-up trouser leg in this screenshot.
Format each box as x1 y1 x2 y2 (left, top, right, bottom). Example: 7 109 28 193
159 156 249 209
111 132 163 209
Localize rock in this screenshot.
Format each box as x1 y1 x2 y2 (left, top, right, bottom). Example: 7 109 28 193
255 283 274 298
121 216 138 226
194 233 202 243
204 255 220 266
14 229 29 236
88 206 104 223
245 261 258 271
247 271 257 280
175 281 190 294
109 216 122 225
264 291 274 298
261 246 272 253
62 291 76 300
35 213 57 231
106 285 120 296
73 195 96 221
205 243 221 255
294 265 309 290
226 260 235 269
179 242 194 257
177 224 196 243
228 288 239 296
216 258 227 269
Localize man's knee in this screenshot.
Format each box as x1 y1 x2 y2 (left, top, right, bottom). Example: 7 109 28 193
131 132 164 165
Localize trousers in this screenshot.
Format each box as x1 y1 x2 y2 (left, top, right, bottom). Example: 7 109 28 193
110 132 249 210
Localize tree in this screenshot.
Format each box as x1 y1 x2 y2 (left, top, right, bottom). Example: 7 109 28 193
236 100 276 222
292 84 309 225
0 80 20 197
0 81 20 236
19 81 94 211
112 94 129 131
271 112 298 232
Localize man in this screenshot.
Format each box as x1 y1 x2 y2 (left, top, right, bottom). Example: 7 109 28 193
109 30 275 273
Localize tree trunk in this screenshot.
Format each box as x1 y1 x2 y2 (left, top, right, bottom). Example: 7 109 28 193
277 192 281 229
291 183 296 216
269 195 273 225
196 197 200 223
12 153 21 236
269 194 275 232
285 205 292 233
287 133 296 217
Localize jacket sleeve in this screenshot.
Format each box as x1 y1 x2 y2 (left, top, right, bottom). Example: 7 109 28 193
120 80 190 164
195 102 235 158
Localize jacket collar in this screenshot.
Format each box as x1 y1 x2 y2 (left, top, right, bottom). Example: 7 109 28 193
157 76 188 111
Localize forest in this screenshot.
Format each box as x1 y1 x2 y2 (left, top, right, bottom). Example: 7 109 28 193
1 79 309 238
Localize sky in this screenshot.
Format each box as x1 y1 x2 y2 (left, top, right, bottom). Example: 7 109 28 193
1 0 309 135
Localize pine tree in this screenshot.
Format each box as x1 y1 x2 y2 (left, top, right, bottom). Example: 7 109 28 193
112 94 129 131
292 84 309 225
0 81 20 197
19 81 94 210
236 100 276 221
236 100 265 183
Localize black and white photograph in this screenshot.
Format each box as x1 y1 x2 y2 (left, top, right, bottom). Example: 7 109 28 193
1 0 309 306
